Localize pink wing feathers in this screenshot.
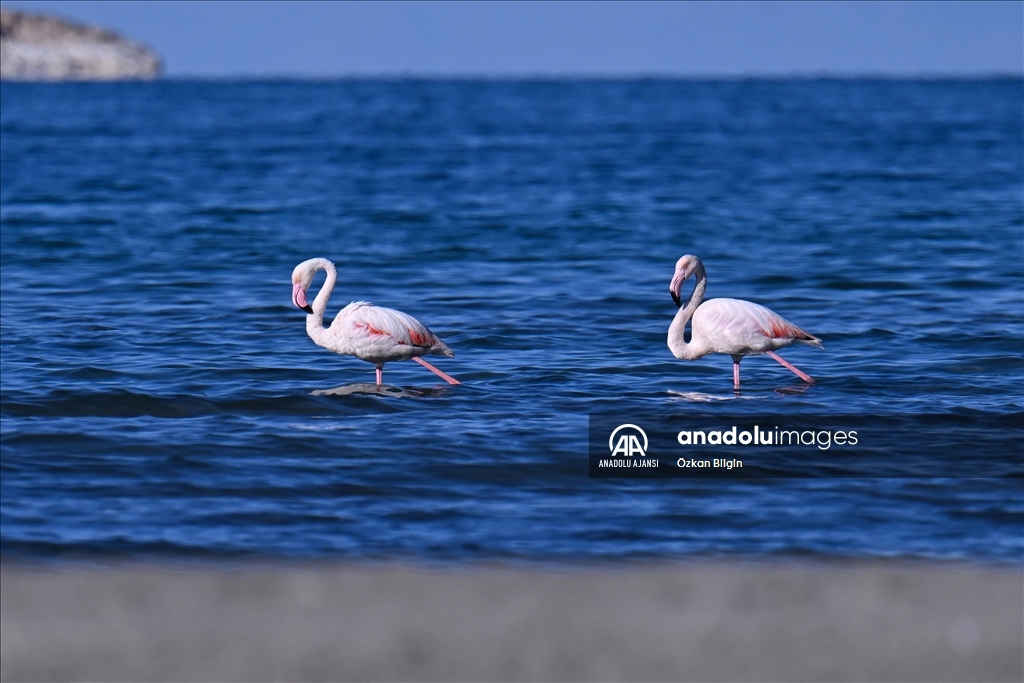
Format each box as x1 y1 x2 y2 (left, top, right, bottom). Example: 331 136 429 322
328 302 453 362
350 303 443 348
693 298 822 354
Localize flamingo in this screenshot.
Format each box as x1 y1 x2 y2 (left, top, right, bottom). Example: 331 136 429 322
291 257 460 386
668 254 822 392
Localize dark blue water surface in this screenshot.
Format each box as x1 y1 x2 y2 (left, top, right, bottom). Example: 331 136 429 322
2 79 1022 563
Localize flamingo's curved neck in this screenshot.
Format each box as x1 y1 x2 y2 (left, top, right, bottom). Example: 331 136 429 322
667 261 708 360
306 259 338 344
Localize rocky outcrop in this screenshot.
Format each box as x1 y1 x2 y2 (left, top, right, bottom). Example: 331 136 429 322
1 8 162 80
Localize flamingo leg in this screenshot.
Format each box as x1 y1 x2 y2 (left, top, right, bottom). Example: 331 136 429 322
732 356 742 392
375 366 383 385
765 351 815 384
412 356 461 385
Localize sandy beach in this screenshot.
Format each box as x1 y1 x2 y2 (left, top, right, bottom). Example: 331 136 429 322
1 560 1021 682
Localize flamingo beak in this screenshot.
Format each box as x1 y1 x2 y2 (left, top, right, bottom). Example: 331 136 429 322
292 282 313 314
669 271 684 308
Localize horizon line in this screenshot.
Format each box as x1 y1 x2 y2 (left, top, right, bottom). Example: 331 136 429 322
12 71 1017 82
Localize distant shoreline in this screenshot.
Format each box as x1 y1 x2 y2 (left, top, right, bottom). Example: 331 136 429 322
0 8 161 81
2 73 1020 83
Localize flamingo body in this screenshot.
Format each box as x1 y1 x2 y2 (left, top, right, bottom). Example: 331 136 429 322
291 257 459 385
318 301 452 366
668 255 821 391
688 298 819 358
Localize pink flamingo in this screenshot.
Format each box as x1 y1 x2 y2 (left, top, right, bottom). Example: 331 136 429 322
291 257 460 386
668 254 822 392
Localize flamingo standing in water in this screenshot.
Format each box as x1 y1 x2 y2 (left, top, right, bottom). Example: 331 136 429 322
668 254 822 392
291 257 460 386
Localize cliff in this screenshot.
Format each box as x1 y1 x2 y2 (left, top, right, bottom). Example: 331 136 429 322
0 8 162 80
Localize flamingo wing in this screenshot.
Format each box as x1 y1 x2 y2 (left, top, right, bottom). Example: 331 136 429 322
695 298 821 353
328 302 451 363
352 304 441 348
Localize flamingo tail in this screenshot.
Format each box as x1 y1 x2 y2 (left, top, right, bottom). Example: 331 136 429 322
791 327 823 349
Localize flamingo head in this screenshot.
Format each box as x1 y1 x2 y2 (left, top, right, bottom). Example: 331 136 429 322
291 260 316 314
669 254 700 308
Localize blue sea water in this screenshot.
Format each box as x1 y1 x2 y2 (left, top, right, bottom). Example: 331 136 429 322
1 79 1022 563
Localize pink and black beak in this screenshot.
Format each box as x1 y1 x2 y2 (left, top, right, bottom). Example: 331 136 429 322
292 282 314 314
669 271 685 308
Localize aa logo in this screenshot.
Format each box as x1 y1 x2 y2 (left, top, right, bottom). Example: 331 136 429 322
609 424 648 457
